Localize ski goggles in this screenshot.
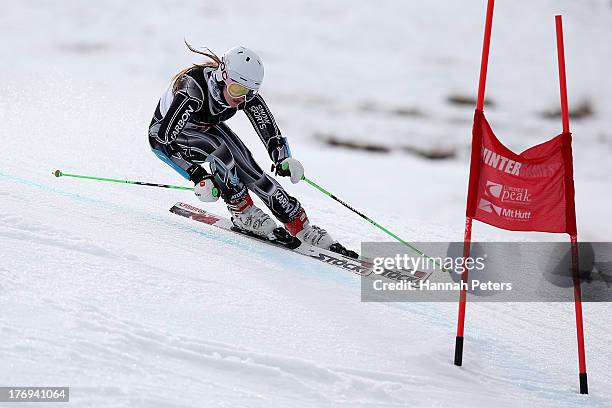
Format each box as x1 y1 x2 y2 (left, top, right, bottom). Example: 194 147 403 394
226 80 257 101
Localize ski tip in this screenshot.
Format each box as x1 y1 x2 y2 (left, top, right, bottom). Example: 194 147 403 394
53 170 63 177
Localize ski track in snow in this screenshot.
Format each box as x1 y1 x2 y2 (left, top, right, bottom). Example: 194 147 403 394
2 168 609 407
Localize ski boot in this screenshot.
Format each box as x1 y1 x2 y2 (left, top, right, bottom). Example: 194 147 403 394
228 193 277 240
228 193 300 248
285 209 359 259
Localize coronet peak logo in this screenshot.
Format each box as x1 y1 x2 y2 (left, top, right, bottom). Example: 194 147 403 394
485 180 531 203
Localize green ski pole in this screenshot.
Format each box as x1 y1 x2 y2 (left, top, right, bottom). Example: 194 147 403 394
53 169 219 196
283 163 446 272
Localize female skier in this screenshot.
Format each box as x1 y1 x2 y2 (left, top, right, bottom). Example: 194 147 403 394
149 43 356 257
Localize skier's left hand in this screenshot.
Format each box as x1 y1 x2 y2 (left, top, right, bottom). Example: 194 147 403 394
274 158 304 184
194 175 220 202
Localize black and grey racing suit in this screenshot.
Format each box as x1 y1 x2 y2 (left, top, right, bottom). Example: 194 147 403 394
148 66 302 223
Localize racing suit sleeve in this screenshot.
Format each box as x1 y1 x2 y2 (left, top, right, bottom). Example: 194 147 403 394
243 94 291 164
156 75 204 150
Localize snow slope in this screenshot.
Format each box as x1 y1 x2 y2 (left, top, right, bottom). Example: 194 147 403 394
2 1 612 407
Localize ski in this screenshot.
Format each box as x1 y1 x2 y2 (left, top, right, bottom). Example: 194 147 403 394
169 202 431 282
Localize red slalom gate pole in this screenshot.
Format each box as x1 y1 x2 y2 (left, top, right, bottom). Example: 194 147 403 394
454 216 473 365
571 234 588 394
555 14 588 394
556 15 570 135
455 0 495 367
476 0 495 112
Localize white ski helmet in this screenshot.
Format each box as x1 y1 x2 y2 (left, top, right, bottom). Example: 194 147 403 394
214 46 264 91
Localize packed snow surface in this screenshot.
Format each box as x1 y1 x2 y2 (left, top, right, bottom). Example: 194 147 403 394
1 1 611 407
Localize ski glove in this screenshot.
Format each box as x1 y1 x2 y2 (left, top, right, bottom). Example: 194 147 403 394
274 158 304 184
194 176 220 202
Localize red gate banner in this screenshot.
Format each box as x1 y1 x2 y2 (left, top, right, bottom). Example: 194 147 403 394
465 110 577 235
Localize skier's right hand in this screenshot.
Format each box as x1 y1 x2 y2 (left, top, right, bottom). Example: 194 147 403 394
194 176 220 202
274 158 304 184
